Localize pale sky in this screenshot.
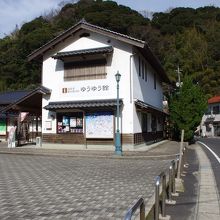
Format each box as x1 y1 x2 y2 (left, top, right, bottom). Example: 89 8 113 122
0 0 220 38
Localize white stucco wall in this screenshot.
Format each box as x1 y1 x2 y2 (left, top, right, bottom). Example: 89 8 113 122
42 30 134 134
132 52 164 133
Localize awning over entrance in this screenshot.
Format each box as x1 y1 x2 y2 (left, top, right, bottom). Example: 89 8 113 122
135 99 165 115
44 99 123 111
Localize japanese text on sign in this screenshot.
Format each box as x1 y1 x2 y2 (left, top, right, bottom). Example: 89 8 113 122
62 85 109 94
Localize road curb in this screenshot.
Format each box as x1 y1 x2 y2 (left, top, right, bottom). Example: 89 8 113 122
195 143 220 219
0 149 179 160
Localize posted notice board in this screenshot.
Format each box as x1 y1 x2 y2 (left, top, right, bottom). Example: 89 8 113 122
85 112 113 138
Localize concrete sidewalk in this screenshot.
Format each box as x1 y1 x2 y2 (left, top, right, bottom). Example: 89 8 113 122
0 140 180 159
166 144 220 220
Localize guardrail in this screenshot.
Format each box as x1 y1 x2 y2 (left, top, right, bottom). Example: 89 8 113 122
167 160 176 202
124 197 145 220
155 171 167 220
124 144 187 220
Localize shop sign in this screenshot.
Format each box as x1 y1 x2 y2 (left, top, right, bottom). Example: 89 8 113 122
85 112 113 138
62 84 110 94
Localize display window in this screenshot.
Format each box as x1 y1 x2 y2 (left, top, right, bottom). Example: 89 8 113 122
57 112 83 133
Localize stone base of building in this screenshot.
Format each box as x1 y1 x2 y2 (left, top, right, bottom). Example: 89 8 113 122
40 132 165 151
42 131 163 145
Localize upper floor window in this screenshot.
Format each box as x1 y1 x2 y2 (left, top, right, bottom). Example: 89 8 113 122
154 72 157 89
145 63 147 82
138 56 148 82
138 56 141 77
52 46 113 81
64 59 107 81
142 60 145 79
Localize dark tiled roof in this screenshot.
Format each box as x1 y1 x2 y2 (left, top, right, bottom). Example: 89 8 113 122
0 91 30 105
0 86 51 113
52 46 113 59
208 96 220 104
0 86 51 112
44 99 123 110
135 99 164 114
27 19 169 84
28 19 145 61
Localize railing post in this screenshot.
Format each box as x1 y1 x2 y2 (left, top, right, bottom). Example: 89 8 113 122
155 176 160 220
166 160 177 205
168 164 172 200
124 198 145 220
171 161 176 194
140 201 145 220
161 174 166 217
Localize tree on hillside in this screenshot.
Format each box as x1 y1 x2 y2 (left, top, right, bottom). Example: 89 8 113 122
169 76 207 141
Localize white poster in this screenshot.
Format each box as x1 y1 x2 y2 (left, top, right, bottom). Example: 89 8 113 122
86 112 113 138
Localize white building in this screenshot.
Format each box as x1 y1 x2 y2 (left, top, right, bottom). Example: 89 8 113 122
200 96 220 137
28 19 170 150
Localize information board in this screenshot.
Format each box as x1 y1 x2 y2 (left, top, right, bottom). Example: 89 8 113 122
86 112 113 138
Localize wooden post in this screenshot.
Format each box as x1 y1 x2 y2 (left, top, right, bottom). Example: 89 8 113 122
177 129 184 179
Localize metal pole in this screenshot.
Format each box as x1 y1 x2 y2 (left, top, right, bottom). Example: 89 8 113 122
177 129 184 179
140 202 145 220
115 71 122 155
124 198 145 220
155 177 160 220
161 175 166 217
172 162 176 194
168 165 172 200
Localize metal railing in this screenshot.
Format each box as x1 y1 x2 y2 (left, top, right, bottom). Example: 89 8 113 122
124 145 187 220
124 197 145 220
155 172 166 220
167 160 176 201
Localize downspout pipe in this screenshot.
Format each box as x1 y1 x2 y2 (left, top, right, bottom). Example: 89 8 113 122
129 53 136 103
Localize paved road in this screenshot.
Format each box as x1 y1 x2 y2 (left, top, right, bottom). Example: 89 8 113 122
197 138 220 200
0 153 171 220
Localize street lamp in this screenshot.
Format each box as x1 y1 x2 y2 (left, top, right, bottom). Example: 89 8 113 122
115 71 122 156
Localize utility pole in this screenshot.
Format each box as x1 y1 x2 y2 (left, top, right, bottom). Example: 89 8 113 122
175 65 182 87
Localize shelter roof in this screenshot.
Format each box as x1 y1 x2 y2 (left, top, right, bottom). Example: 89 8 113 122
0 86 51 113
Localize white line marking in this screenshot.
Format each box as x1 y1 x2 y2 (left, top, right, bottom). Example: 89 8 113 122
197 141 220 164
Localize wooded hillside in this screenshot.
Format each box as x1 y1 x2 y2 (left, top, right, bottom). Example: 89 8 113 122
0 0 219 96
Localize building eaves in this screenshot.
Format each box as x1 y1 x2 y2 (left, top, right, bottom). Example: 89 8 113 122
135 99 165 114
27 19 145 61
52 46 113 59
44 99 123 110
